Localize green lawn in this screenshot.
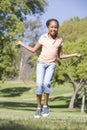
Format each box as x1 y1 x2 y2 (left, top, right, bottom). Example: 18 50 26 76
0 81 87 130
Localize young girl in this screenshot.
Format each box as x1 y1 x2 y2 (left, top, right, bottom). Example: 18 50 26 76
17 18 80 118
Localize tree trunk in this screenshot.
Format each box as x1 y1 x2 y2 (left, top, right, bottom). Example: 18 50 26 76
81 86 86 112
68 88 79 109
68 74 83 109
81 94 85 112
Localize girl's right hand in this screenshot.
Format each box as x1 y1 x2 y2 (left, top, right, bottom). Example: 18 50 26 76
16 41 22 46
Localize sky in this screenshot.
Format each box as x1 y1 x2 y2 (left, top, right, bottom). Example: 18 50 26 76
41 0 87 26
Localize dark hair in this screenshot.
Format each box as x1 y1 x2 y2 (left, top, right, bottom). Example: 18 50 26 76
46 18 59 28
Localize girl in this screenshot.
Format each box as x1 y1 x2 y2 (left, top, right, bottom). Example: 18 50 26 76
17 19 80 118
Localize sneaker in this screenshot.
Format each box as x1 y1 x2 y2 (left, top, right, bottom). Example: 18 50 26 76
34 108 41 118
42 106 49 117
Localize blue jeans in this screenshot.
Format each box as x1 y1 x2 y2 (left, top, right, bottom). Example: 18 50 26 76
36 61 56 95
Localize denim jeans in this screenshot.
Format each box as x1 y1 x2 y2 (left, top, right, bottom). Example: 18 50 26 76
36 61 56 95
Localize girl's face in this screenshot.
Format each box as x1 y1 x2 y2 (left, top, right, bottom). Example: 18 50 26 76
48 21 58 38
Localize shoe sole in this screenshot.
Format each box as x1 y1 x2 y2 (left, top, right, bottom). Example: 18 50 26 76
42 113 49 117
34 115 41 118
34 116 40 119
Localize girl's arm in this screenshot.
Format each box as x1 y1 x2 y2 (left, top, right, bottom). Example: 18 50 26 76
58 46 81 59
16 41 42 53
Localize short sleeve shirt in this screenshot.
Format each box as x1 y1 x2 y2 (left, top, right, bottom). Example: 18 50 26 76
38 34 63 64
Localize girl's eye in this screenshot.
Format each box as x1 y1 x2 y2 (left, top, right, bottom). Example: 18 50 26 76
50 26 57 28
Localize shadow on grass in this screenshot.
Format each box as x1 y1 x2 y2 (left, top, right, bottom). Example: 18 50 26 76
0 87 31 97
0 93 86 112
49 96 70 108
0 96 72 111
0 101 37 111
49 96 87 113
0 96 70 112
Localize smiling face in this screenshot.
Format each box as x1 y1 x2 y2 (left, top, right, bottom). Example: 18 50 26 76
48 21 59 38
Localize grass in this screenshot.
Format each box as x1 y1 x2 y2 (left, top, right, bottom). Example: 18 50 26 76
0 81 87 130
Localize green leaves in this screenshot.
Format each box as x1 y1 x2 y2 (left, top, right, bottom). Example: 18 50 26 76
54 17 87 84
0 0 47 81
59 17 87 42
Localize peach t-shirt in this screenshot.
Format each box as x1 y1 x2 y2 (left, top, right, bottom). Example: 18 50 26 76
38 34 63 64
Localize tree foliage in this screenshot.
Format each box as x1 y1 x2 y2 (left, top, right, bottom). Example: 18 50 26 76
57 17 87 81
0 0 47 81
59 17 87 42
54 17 87 109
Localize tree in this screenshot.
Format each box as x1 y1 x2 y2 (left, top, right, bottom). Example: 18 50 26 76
0 0 47 81
54 17 87 109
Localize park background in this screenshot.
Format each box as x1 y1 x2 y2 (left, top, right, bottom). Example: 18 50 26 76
0 0 87 130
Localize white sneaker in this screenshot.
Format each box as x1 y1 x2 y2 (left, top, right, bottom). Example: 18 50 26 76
34 108 41 118
42 106 49 117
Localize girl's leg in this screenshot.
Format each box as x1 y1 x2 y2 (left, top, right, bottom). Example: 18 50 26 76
35 61 46 118
43 63 55 102
44 93 49 106
36 95 42 108
36 61 45 107
42 64 56 117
